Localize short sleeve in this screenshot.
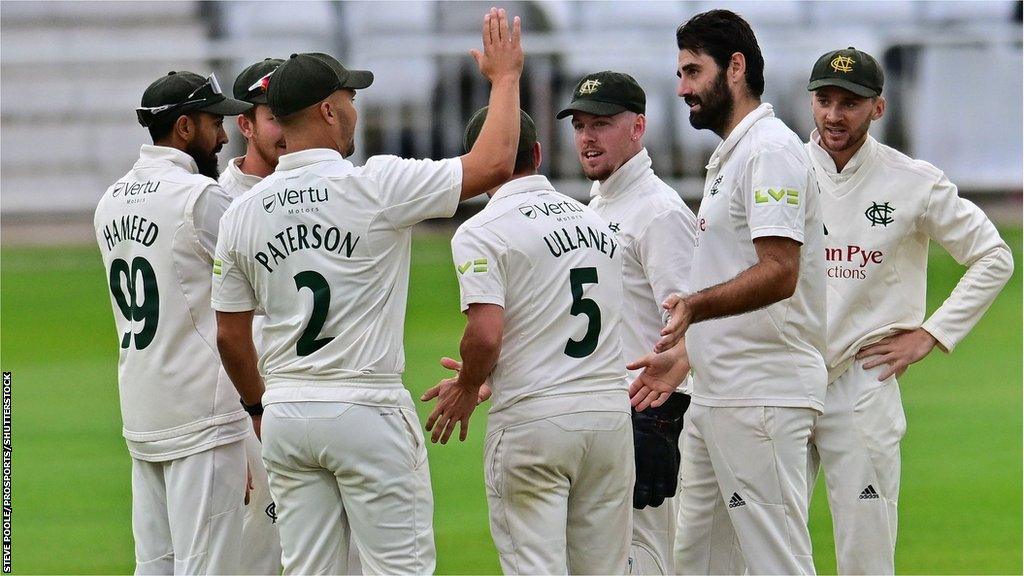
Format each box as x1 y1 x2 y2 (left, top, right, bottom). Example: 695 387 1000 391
211 208 257 312
192 184 233 257
451 225 507 312
637 206 696 302
744 146 809 243
365 155 463 229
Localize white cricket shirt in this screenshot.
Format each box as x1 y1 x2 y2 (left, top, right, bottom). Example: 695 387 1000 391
212 148 462 405
808 131 1014 380
451 175 630 432
219 155 263 198
588 148 696 387
94 145 249 461
688 104 827 412
219 156 268 355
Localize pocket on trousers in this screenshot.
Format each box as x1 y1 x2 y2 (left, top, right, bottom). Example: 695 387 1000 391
398 408 428 469
483 429 505 498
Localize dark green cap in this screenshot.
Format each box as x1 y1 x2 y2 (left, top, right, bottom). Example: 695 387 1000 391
137 71 252 127
233 58 284 105
807 47 884 97
267 52 373 118
556 71 645 119
463 106 537 155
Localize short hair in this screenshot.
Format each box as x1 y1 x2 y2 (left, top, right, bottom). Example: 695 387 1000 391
676 9 765 97
513 144 535 175
147 112 198 143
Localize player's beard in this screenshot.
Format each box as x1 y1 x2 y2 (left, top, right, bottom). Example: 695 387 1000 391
187 141 221 179
818 115 872 154
686 69 734 136
253 135 286 169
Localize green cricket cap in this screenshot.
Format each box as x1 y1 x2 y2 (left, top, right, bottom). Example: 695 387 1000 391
807 47 884 97
267 52 373 118
137 71 252 127
233 58 284 105
556 71 645 119
463 106 537 155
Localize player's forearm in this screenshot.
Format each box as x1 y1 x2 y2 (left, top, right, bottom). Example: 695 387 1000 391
921 243 1014 352
460 77 520 199
216 328 264 405
684 257 796 325
456 328 501 391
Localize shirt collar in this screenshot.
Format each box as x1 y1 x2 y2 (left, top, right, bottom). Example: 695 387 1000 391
276 148 351 172
707 102 775 170
138 144 199 174
590 148 652 200
808 129 877 176
491 174 554 202
225 156 264 188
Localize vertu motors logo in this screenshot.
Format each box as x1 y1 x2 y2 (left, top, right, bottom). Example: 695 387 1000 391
519 205 537 219
578 79 602 95
865 201 895 227
831 55 855 73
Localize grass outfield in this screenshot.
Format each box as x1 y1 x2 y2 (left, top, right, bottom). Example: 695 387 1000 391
1 228 1020 574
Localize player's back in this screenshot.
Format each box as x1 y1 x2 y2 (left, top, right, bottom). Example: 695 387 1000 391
94 145 247 460
214 148 462 398
451 175 628 432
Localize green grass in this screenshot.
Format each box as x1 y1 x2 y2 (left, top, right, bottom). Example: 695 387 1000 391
1 229 1020 574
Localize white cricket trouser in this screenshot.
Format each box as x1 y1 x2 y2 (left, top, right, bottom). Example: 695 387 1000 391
261 396 434 575
239 429 282 575
484 411 634 575
807 362 906 575
675 404 817 575
629 496 676 575
131 440 246 575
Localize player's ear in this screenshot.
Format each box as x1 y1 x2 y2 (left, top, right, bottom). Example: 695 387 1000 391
532 141 542 172
237 113 255 141
319 100 335 125
871 96 886 121
728 51 747 88
633 113 646 141
173 114 194 144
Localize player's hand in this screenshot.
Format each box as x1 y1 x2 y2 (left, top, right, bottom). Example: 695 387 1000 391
628 339 690 411
856 328 939 381
469 7 523 84
656 294 693 352
421 357 492 405
424 375 481 444
251 414 262 441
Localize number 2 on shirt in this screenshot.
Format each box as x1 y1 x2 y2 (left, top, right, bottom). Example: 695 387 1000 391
294 270 335 356
564 267 601 358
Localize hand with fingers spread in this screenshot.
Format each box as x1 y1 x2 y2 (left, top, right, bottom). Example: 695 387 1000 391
628 339 691 411
421 357 493 406
856 328 939 381
469 7 524 84
655 293 693 353
422 357 484 444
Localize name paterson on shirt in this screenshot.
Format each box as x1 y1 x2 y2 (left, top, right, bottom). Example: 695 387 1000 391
253 185 360 274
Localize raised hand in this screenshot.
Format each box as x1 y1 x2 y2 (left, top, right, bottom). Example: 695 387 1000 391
469 7 523 84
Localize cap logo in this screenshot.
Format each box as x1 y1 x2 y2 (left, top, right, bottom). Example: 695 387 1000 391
830 55 855 73
578 79 602 95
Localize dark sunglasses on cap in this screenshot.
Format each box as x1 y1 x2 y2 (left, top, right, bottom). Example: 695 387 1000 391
245 70 275 100
136 74 224 127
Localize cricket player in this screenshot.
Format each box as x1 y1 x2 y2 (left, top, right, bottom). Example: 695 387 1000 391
424 105 633 575
219 57 286 575
804 47 1014 574
95 70 252 574
212 8 524 574
557 70 696 575
629 10 827 574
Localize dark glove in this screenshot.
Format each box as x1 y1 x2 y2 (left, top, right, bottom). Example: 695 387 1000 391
632 392 690 509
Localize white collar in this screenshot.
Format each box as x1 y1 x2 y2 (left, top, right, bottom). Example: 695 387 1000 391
808 129 877 176
490 174 554 202
138 144 199 174
225 156 264 188
276 148 350 172
707 102 775 170
590 148 652 200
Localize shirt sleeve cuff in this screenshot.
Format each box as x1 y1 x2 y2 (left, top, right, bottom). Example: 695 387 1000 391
750 226 804 244
460 294 505 312
211 299 257 313
921 318 955 353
